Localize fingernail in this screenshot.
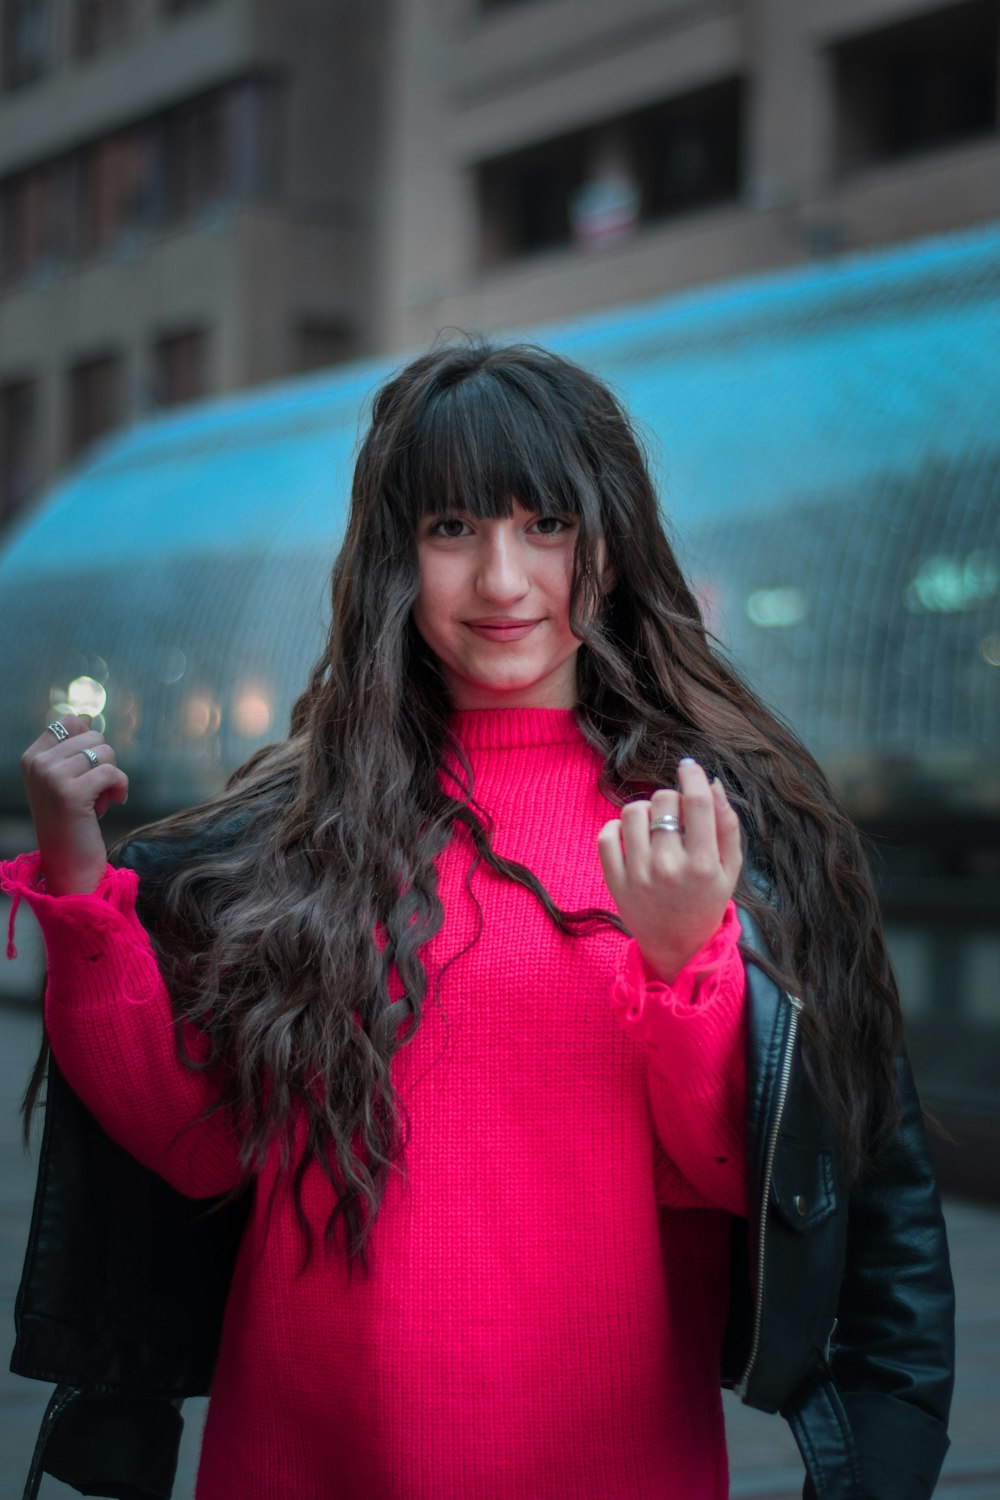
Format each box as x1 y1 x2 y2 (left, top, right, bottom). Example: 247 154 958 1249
678 757 698 767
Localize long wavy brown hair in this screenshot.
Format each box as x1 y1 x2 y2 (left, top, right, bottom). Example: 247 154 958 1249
33 339 904 1264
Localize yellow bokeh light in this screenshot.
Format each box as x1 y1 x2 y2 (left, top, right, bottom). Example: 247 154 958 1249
68 676 108 716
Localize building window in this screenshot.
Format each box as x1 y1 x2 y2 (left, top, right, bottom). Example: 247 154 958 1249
0 377 38 524
0 77 282 288
161 0 214 15
152 78 282 225
1 0 53 91
160 89 230 221
81 129 147 251
152 328 208 408
75 0 138 59
67 352 121 458
479 1 544 12
479 132 588 261
630 79 742 221
832 0 999 174
0 169 47 283
477 77 742 264
0 159 82 285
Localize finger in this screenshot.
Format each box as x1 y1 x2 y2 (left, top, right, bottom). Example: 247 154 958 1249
676 759 718 869
27 729 109 775
647 788 684 867
66 743 117 775
95 773 129 819
712 778 743 881
597 819 626 900
79 765 128 812
25 715 89 759
618 800 652 880
45 713 92 742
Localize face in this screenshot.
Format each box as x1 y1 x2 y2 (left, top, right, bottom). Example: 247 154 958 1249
412 500 588 710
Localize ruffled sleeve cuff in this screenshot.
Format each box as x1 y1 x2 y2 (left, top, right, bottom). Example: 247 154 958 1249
1 851 162 1009
611 900 746 1087
613 900 742 1024
2 851 139 956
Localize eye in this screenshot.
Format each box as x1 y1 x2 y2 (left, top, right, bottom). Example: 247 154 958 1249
426 516 472 539
528 515 575 537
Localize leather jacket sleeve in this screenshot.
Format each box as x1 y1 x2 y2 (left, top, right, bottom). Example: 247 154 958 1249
826 1050 955 1500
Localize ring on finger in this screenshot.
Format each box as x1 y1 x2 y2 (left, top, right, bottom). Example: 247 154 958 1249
79 747 100 768
650 814 684 834
45 721 70 742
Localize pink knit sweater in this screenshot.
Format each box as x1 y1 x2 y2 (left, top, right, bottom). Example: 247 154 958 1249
3 708 747 1499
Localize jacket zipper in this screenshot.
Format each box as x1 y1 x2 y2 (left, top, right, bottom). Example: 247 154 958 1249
735 993 803 1400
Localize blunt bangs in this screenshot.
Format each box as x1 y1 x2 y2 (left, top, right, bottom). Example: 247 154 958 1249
389 360 603 531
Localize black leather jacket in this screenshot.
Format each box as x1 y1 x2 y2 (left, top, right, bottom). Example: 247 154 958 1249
12 839 954 1500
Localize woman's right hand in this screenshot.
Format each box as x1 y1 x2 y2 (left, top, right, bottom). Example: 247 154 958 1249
20 714 129 895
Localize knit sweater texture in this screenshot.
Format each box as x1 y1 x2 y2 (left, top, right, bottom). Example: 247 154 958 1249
3 707 747 1499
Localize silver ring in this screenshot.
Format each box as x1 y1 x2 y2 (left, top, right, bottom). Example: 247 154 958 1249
80 747 100 768
45 721 70 742
650 814 683 834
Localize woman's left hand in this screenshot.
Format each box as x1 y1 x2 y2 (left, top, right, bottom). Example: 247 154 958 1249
597 759 743 983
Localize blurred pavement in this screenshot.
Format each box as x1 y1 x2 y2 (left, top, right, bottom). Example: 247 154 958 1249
1 1001 996 1499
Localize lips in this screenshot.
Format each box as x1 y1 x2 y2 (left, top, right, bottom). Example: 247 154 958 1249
464 618 541 641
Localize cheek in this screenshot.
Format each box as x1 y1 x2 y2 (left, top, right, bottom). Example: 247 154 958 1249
547 554 577 625
412 557 455 645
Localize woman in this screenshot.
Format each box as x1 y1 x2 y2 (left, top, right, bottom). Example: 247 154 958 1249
5 340 953 1499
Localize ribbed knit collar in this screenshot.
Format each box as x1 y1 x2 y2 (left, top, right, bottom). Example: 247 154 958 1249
449 706 585 751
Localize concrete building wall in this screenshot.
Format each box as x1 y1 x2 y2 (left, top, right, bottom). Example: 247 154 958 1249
0 0 389 511
379 0 1000 349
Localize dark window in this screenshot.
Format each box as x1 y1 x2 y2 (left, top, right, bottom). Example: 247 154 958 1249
478 133 589 262
75 0 137 59
0 77 282 286
1 0 53 91
160 90 228 221
225 78 283 198
477 77 742 265
81 129 147 251
161 0 214 14
0 169 46 282
152 328 208 408
295 320 355 374
154 79 282 225
0 377 38 523
67 352 121 458
832 1 999 174
630 79 742 221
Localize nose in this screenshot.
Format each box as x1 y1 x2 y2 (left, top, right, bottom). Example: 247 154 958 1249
475 525 529 604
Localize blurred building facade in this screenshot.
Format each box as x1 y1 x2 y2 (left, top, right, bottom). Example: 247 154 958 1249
0 0 391 527
381 0 1000 344
2 0 1000 529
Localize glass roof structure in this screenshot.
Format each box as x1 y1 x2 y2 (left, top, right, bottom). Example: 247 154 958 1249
2 222 998 817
